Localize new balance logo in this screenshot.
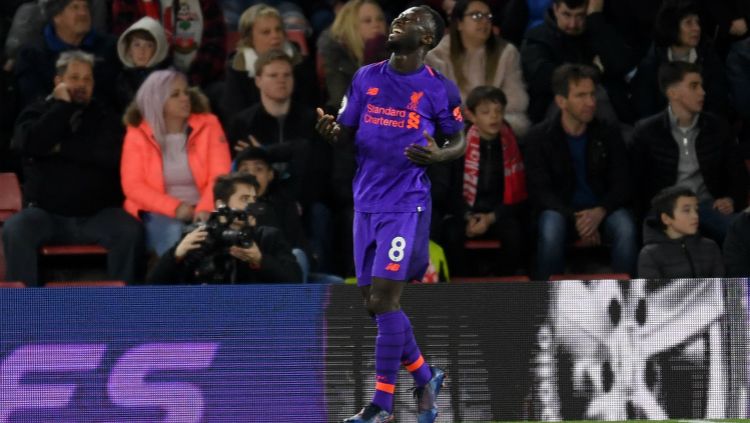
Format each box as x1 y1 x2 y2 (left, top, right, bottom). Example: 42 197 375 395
367 87 379 95
385 263 401 272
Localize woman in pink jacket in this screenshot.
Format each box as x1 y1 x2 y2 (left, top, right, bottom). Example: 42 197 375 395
121 69 231 255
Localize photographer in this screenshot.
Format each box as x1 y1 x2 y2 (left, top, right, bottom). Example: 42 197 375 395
146 173 303 284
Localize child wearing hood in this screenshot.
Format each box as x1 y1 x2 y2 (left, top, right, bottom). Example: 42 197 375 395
637 185 724 278
116 16 169 111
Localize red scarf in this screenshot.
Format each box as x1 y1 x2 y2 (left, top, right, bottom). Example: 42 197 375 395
463 123 527 207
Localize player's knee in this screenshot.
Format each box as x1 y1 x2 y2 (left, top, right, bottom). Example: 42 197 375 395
366 293 398 315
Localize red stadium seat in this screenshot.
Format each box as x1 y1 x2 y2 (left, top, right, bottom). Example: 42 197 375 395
0 281 25 288
465 239 502 249
316 50 327 102
0 172 21 221
459 239 504 278
39 244 110 285
45 281 125 287
226 30 241 51
0 172 22 281
549 273 630 281
452 275 530 283
285 29 308 56
40 245 108 255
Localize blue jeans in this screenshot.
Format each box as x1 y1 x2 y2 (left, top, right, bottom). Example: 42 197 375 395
536 208 638 280
698 199 735 246
142 212 185 257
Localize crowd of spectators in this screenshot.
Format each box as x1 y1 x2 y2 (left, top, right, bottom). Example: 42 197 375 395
1 0 750 285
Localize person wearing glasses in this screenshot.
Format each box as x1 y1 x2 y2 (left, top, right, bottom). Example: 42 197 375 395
520 0 638 124
426 0 530 135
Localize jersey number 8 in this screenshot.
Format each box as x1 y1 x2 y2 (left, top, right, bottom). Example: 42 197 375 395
388 236 406 262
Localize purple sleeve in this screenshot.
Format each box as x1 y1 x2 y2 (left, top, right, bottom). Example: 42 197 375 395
336 68 364 128
436 77 464 136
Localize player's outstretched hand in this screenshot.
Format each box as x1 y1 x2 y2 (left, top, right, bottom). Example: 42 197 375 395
405 131 443 165
315 108 341 144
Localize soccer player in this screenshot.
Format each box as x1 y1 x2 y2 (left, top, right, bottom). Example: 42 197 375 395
316 6 466 423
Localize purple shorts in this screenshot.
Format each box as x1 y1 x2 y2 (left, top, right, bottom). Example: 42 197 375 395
353 210 431 286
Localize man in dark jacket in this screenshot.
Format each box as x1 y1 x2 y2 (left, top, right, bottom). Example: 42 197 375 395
229 50 335 272
523 63 637 280
147 172 303 284
227 49 332 211
631 61 747 245
3 50 143 286
14 0 120 108
520 0 638 123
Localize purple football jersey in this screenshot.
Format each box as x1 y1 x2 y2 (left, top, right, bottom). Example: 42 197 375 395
337 61 464 213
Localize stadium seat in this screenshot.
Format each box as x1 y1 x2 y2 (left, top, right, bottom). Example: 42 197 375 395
0 173 21 221
45 281 125 287
226 31 241 51
459 238 504 277
548 273 630 281
40 245 108 255
465 239 502 249
0 172 22 281
452 275 530 283
285 29 309 56
39 244 110 284
316 50 327 102
0 281 25 288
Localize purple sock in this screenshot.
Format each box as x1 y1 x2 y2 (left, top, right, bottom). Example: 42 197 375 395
372 310 405 412
401 313 432 386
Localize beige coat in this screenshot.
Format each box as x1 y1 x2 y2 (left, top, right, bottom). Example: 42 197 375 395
426 35 530 136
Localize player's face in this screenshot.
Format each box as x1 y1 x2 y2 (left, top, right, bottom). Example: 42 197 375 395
54 60 94 104
458 1 492 45
54 0 91 37
469 100 504 139
237 159 274 197
557 78 596 125
668 72 705 115
553 2 586 36
677 14 701 48
251 15 285 54
255 59 294 102
358 2 386 42
386 7 429 53
127 37 156 68
662 196 699 238
163 77 191 122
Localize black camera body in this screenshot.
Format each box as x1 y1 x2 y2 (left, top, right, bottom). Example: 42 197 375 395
201 205 256 250
184 203 265 282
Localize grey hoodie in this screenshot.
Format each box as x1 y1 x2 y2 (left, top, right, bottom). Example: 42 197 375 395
117 16 168 69
637 217 724 279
